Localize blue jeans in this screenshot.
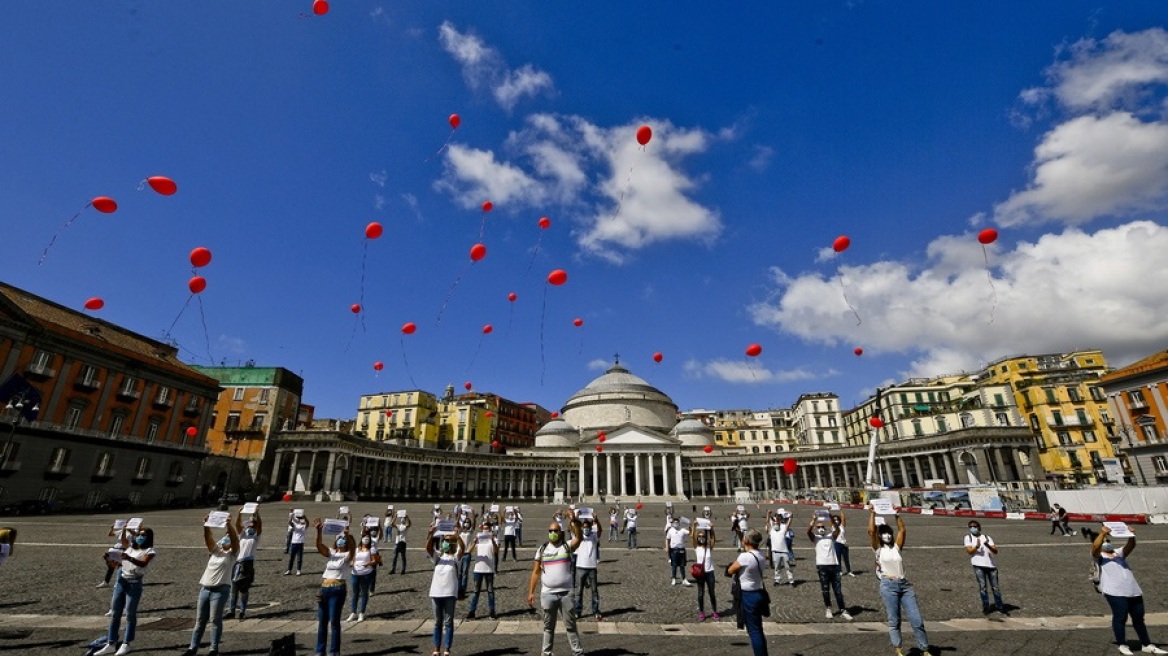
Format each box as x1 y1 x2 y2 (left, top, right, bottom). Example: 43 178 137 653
627 527 638 549
816 565 845 610
468 572 495 616
106 575 144 644
1105 594 1151 646
834 542 852 574
972 566 1003 611
350 573 374 614
669 549 687 580
740 589 769 656
878 578 929 651
431 596 456 649
189 584 230 650
696 570 717 614
316 585 346 655
457 553 472 594
287 543 304 572
574 568 600 616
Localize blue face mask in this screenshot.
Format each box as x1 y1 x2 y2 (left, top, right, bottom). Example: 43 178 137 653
1101 541 1115 553
244 528 256 538
969 527 980 536
336 538 347 549
218 536 232 548
134 536 147 547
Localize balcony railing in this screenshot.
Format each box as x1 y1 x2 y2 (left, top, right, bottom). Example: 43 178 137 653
25 363 55 379
75 376 101 391
131 471 153 482
0 460 21 473
22 419 211 455
116 388 141 401
153 397 174 409
45 463 73 476
1047 416 1094 427
93 468 116 480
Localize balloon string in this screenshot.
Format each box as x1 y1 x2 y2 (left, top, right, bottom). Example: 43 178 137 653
525 233 543 276
837 271 862 326
400 336 418 389
436 261 471 326
135 179 147 192
163 294 194 340
507 303 515 335
38 204 89 266
425 128 457 164
467 332 486 373
609 164 636 224
540 285 548 386
747 357 758 382
359 240 368 312
196 294 214 364
983 245 998 325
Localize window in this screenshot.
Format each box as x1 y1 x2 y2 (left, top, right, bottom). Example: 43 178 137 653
168 461 183 481
156 386 171 404
65 405 83 430
1029 414 1040 431
119 376 137 397
828 416 838 427
937 417 948 433
993 394 1005 407
39 487 60 502
259 388 271 405
31 350 52 370
458 409 467 424
251 412 266 430
1130 390 1148 408
912 419 923 437
78 364 100 388
233 387 245 401
1057 431 1073 446
1044 388 1057 404
1084 430 1097 443
134 457 152 478
812 401 819 412
1051 410 1064 426
1076 409 1089 425
1153 456 1168 475
1090 451 1103 467
1142 423 1160 441
960 413 975 428
995 412 1010 427
110 414 124 436
225 412 241 430
1090 386 1106 402
48 447 70 470
146 420 160 443
1068 387 1082 403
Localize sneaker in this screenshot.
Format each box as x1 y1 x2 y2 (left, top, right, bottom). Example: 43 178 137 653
357 613 365 622
296 571 302 576
788 577 795 585
841 611 854 621
93 646 117 656
697 612 706 622
1142 646 1168 654
284 570 292 576
594 614 602 621
682 580 693 586
773 579 781 586
825 608 834 619
1119 647 1135 656
104 610 114 617
847 572 856 577
346 613 358 622
224 610 235 620
711 612 720 620
671 578 677 586
97 581 109 588
115 644 132 656
489 613 498 620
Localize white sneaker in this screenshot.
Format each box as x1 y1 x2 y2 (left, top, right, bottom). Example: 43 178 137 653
104 610 114 617
115 644 132 656
357 613 365 622
97 581 109 588
346 613 357 622
1119 646 1135 656
1142 646 1168 655
847 572 856 577
841 611 854 621
671 579 677 586
296 571 302 576
825 608 833 619
682 580 693 586
93 645 117 656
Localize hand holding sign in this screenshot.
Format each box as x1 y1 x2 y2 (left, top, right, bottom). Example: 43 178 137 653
205 511 231 528
871 499 896 515
241 502 259 514
322 519 348 536
435 519 457 536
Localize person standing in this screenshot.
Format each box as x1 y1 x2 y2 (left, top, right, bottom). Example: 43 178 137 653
1092 526 1168 655
1050 504 1070 536
502 510 519 561
313 520 355 656
767 512 794 585
285 510 308 575
726 530 769 656
665 517 691 586
527 510 585 656
692 528 719 621
608 508 620 542
382 508 396 546
868 510 930 656
426 526 465 656
456 517 474 597
346 533 381 622
808 514 851 620
94 527 157 656
964 520 1005 616
226 510 262 620
624 507 639 549
573 517 603 620
98 524 126 589
832 513 854 577
466 521 498 620
0 527 12 566
182 517 239 656
391 511 411 574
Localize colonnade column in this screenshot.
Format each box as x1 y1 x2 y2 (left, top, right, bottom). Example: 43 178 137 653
647 455 657 496
620 454 628 497
675 454 684 498
591 454 600 499
634 456 642 497
660 454 670 497
605 454 613 498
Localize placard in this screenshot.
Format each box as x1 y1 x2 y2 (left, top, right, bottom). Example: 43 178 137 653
435 519 457 536
828 503 840 511
112 519 127 530
735 505 745 513
504 506 514 513
576 507 594 520
293 508 305 517
489 504 500 513
322 519 347 536
477 531 493 542
126 518 143 531
814 509 831 523
338 506 350 515
396 509 407 518
871 499 896 515
204 511 231 528
386 505 395 512
1104 521 1134 538
364 517 379 528
241 502 259 514
679 517 691 528
695 518 712 530
462 504 473 514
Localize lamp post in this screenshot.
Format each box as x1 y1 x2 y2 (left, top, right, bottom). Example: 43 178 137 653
2 389 41 469
218 433 245 511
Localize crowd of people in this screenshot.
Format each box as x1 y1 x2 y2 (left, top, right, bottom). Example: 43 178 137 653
2 500 1165 656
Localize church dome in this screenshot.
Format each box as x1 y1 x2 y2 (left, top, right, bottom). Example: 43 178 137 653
534 418 579 448
561 361 678 433
670 418 716 447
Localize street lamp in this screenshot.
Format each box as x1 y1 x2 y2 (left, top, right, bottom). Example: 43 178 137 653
2 388 41 468
217 433 246 511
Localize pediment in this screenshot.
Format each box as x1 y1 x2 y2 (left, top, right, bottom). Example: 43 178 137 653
581 423 679 448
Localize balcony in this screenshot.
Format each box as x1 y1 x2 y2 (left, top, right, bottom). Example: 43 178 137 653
152 396 174 409
165 473 185 486
1047 416 1094 428
44 463 73 477
92 468 116 481
25 363 55 379
116 388 141 401
131 471 153 483
0 460 21 474
182 403 200 417
74 376 101 392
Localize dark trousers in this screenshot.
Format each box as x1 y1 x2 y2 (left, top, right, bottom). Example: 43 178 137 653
391 542 407 573
1105 594 1151 647
817 564 845 610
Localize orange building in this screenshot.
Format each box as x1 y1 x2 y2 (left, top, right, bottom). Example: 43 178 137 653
1101 350 1168 485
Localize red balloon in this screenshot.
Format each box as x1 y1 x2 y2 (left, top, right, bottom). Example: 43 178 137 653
978 228 999 245
282 492 293 502
547 269 568 286
854 347 863 356
573 318 583 327
869 417 884 429
745 343 762 358
782 458 798 475
401 322 417 335
550 411 560 418
485 411 494 418
312 0 328 15
538 216 551 229
350 304 361 314
470 243 487 262
482 201 493 213
449 114 461 129
373 361 384 371
188 275 207 294
636 125 652 146
482 324 493 334
595 445 604 453
652 352 663 363
84 297 104 311
832 235 851 253
703 445 713 454
190 247 212 268
491 440 500 448
598 431 606 440
464 381 473 391
365 222 383 239
508 292 518 302
635 503 644 510
91 197 117 214
186 426 197 437
146 176 177 196
386 410 393 416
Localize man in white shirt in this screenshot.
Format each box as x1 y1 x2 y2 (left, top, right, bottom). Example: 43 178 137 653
964 520 1006 615
664 519 691 586
466 522 498 620
528 510 584 656
768 512 794 585
390 512 410 574
624 508 639 549
573 517 603 619
808 515 851 620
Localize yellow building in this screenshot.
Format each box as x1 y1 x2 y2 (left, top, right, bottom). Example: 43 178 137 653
980 350 1116 486
356 390 440 446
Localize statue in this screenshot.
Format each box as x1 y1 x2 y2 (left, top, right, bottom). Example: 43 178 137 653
733 465 746 488
553 469 565 489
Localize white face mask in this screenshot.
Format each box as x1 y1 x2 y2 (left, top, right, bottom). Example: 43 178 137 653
880 533 894 544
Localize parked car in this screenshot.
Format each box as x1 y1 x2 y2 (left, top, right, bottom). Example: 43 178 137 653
1 500 58 515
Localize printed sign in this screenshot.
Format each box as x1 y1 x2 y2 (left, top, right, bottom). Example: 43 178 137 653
490 504 500 513
112 519 127 530
576 507 594 519
695 518 712 530
338 506 350 515
204 511 231 528
435 519 457 536
815 509 831 523
126 518 143 531
322 519 347 536
1104 521 1134 538
871 499 896 515
828 503 841 511
874 516 887 526
386 505 395 512
241 502 259 514
504 506 514 513
396 509 407 518
364 517 379 528
735 505 745 513
679 517 691 528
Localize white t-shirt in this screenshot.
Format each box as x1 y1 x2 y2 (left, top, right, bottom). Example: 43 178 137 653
322 549 351 580
473 535 496 574
352 548 378 576
666 527 689 549
395 521 410 543
290 519 308 545
575 533 599 569
503 520 517 537
1099 554 1143 597
813 535 839 566
199 549 236 587
120 546 156 580
430 550 461 597
965 534 997 568
875 545 906 579
106 544 125 563
769 526 789 554
624 512 638 530
736 551 766 591
537 542 574 592
238 535 259 561
834 525 847 545
694 545 715 571
737 517 749 533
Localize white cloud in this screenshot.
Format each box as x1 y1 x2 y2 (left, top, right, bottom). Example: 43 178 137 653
438 22 554 111
586 359 610 371
374 194 387 211
401 193 422 220
437 114 722 263
750 221 1168 375
683 358 832 385
370 170 387 187
1028 28 1168 113
749 145 774 171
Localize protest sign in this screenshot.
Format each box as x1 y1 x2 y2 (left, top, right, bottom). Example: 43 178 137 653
204 511 230 528
322 519 347 536
871 499 896 515
242 502 259 514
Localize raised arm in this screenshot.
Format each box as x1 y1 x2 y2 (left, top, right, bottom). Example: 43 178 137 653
202 517 217 554
226 517 240 556
235 509 245 534
566 510 583 551
868 509 879 550
425 526 437 558
314 519 330 557
1091 524 1108 558
253 511 263 537
1123 534 1136 557
894 514 906 549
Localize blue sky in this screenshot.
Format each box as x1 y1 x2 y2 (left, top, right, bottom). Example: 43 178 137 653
3 2 1168 419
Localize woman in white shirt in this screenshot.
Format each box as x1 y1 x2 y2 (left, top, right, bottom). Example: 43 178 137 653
691 527 719 621
426 526 466 656
1092 525 1167 655
467 521 499 620
346 533 382 622
182 517 239 656
227 510 262 620
867 509 929 656
285 511 308 575
313 519 355 656
831 513 854 577
726 530 768 656
94 527 157 656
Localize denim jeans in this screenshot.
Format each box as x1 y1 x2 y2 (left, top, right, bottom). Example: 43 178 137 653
669 549 687 580
468 572 495 616
189 584 230 650
626 527 638 549
834 542 852 574
816 565 845 610
1105 594 1151 646
608 524 618 541
972 566 1003 610
350 573 374 614
457 553 472 594
316 585 346 655
392 542 407 573
574 568 600 616
540 589 583 656
230 560 254 614
770 552 793 581
106 575 144 644
431 596 456 650
287 543 304 572
740 589 769 656
696 570 717 614
878 578 929 651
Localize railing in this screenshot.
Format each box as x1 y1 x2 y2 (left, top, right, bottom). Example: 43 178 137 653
45 463 73 475
75 377 101 391
116 388 141 400
25 363 55 378
23 419 211 455
0 460 21 472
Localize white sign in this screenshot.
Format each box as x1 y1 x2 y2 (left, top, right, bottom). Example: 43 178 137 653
504 506 514 513
396 509 407 518
828 503 841 511
112 519 127 530
322 519 347 536
1101 458 1125 484
874 516 887 526
126 518 143 531
679 517 691 528
871 499 896 515
293 508 305 517
364 517 379 528
241 502 259 514
736 505 745 513
386 505 395 512
435 519 457 536
338 506 350 515
576 507 594 519
1005 512 1026 520
695 518 712 530
1105 521 1134 538
489 504 500 513
814 509 831 523
204 511 231 528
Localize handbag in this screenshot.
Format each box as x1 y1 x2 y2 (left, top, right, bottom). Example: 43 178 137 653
690 562 705 580
753 553 771 617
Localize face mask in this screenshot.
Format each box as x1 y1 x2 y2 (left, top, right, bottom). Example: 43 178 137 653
218 536 232 548
880 533 894 544
244 529 256 538
582 527 592 535
361 537 371 546
672 522 680 530
336 538 347 549
1101 542 1115 553
548 531 560 542
815 528 826 536
969 527 980 536
697 537 707 545
440 541 451 552
134 536 147 547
